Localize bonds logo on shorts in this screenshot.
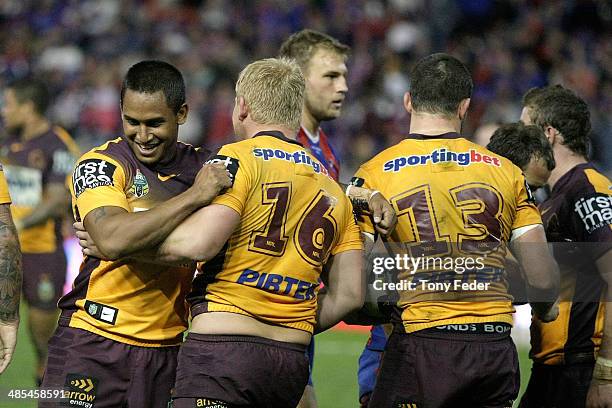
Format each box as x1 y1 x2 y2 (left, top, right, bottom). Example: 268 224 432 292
63 373 98 407
129 169 149 198
194 398 229 408
73 159 117 197
84 300 118 325
205 155 240 184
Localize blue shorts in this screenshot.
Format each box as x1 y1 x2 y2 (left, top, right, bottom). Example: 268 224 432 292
357 325 387 399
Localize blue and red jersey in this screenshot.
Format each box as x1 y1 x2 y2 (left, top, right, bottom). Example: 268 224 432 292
297 127 340 181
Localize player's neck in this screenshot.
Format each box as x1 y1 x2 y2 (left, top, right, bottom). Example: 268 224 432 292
20 116 50 141
245 123 298 141
301 110 320 136
408 112 461 136
548 146 587 188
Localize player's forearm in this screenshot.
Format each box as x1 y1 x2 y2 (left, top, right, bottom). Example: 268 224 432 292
315 291 364 333
341 182 372 213
125 247 196 268
86 189 209 259
315 250 365 333
512 226 559 302
0 205 22 322
154 204 239 262
18 183 71 230
18 197 68 230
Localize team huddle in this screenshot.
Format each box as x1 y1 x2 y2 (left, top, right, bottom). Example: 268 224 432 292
0 29 610 408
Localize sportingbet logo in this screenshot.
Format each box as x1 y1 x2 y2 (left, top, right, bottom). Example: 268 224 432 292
237 269 317 300
574 194 612 233
383 149 501 172
252 148 328 175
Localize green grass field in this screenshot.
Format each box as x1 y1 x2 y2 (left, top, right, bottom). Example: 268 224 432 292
0 308 532 407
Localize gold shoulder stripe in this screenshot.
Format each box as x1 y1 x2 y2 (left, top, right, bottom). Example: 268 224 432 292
92 137 124 154
585 169 612 195
53 126 81 157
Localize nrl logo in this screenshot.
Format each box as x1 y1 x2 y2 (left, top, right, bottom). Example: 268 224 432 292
130 169 149 198
88 303 98 315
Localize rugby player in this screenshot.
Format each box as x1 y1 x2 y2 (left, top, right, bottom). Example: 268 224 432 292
0 164 22 374
0 79 79 383
40 61 231 407
278 29 395 237
487 122 556 305
146 57 364 408
519 85 612 408
279 29 396 407
487 122 556 193
353 53 559 407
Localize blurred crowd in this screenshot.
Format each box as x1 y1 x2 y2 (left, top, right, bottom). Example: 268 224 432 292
1 0 610 179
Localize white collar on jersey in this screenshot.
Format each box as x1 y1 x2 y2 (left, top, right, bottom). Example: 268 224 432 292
302 126 320 144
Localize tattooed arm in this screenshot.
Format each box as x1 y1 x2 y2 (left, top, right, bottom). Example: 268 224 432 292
0 203 22 374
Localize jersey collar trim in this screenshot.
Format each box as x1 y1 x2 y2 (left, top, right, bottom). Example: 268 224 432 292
253 130 303 147
407 132 462 140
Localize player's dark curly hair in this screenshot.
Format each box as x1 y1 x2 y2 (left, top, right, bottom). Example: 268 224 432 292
409 53 473 116
7 77 51 115
522 85 591 158
120 60 186 113
487 122 555 171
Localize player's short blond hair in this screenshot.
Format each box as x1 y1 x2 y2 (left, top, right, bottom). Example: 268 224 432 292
279 29 350 73
236 58 305 131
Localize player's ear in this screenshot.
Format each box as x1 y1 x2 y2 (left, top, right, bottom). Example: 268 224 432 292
176 103 189 125
543 126 559 146
458 98 470 121
238 96 248 121
23 99 37 116
403 92 412 113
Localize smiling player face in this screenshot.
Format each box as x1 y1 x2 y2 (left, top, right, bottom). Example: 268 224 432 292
121 89 187 165
303 47 348 123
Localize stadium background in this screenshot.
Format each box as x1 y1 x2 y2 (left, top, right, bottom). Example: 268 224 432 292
0 0 610 406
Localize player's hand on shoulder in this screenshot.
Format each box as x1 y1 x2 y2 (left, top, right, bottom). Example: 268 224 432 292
191 163 233 205
368 191 397 237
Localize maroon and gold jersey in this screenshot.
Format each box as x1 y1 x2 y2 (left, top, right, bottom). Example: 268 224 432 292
0 166 10 204
531 164 612 365
189 131 362 334
0 127 79 253
353 133 542 333
59 137 211 347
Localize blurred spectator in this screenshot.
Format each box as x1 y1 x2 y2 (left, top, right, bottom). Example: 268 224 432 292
0 0 609 179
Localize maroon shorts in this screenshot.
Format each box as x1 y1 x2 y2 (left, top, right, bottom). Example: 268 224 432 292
369 323 520 408
171 333 309 408
22 251 67 310
40 325 179 408
519 362 594 408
